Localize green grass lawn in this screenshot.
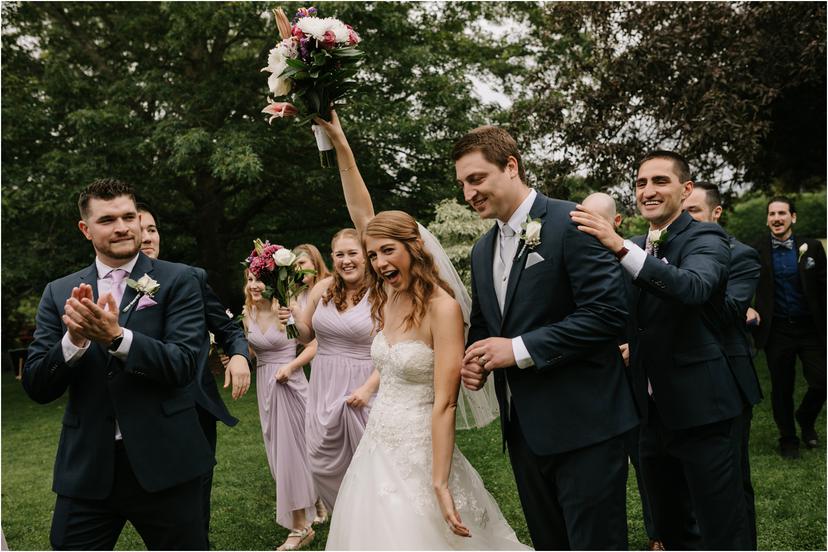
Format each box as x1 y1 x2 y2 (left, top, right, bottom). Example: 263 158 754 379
2 354 824 550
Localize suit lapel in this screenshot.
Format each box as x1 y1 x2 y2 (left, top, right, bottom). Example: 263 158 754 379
659 211 692 257
119 253 155 327
78 263 100 302
478 225 502 328
501 194 548 325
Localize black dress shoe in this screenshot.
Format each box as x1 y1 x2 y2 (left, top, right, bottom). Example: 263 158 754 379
779 440 801 459
796 411 819 448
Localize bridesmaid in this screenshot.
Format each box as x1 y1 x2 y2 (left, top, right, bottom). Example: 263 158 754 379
243 270 316 551
290 243 331 525
284 230 379 513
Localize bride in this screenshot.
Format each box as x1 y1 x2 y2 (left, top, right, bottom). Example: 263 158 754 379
303 111 531 550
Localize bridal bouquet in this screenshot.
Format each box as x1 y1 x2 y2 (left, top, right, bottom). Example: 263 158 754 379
261 6 364 167
243 239 315 338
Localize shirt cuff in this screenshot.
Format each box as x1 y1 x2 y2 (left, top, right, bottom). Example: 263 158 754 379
620 239 647 279
512 337 535 369
61 332 90 365
109 328 133 361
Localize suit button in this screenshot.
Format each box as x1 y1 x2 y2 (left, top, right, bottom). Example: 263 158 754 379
107 371 114 378
638 327 645 333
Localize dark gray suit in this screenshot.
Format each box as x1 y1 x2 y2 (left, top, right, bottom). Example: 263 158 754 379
469 192 638 550
23 252 213 550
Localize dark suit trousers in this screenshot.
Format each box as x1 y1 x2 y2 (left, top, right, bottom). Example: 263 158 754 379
764 317 826 442
50 441 207 550
506 405 628 550
197 405 218 536
625 426 657 540
640 401 750 550
734 405 757 549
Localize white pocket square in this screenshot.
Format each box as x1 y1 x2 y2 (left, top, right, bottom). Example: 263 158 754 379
525 251 545 269
806 257 816 269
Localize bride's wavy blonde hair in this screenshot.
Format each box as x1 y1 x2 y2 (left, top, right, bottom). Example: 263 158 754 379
363 210 454 331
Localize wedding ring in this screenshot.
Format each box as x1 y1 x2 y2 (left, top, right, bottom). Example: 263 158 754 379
478 356 487 366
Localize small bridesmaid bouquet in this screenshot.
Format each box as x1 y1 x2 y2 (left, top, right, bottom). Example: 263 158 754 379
261 6 364 167
243 239 315 338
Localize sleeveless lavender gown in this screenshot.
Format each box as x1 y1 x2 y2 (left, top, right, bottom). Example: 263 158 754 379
307 292 376 511
248 316 316 530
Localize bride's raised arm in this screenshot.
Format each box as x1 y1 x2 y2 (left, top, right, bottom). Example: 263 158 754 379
313 111 374 233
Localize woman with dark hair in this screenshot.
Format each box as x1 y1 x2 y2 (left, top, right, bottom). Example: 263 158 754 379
242 269 316 550
309 112 527 550
287 231 379 516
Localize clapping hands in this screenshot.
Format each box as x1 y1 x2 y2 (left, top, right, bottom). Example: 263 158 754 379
62 284 122 346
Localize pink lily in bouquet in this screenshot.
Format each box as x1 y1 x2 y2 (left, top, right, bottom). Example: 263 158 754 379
261 6 364 167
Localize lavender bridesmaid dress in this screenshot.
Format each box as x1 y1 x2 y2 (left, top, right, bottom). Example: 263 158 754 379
306 292 376 511
248 315 316 530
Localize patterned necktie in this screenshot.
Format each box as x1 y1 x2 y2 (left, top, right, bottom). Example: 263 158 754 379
772 237 794 250
106 269 128 309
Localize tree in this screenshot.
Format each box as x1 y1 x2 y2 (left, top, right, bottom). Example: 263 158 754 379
501 2 826 200
1 1 506 347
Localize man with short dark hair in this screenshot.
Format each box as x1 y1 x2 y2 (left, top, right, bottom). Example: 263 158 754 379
24 179 212 549
136 202 250 536
683 180 762 547
457 126 638 550
753 196 826 459
571 151 750 549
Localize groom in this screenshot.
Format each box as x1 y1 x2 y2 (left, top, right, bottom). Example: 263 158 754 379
456 126 638 550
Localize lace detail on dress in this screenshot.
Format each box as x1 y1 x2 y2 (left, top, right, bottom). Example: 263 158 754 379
356 332 488 526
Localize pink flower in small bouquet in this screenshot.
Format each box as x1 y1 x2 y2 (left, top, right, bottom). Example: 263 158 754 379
242 239 316 339
261 6 364 167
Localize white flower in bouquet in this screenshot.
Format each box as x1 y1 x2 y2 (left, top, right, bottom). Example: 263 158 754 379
263 47 291 96
295 16 350 44
274 248 297 267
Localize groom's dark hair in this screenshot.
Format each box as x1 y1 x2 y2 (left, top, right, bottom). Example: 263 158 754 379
78 178 136 219
452 126 526 183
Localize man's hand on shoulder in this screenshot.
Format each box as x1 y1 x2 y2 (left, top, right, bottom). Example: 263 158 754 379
569 204 625 254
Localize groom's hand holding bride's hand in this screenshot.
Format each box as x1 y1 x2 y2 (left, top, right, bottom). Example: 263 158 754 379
461 338 515 390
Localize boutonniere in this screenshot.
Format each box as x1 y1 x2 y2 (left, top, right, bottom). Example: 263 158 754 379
647 228 668 256
517 215 542 258
798 243 808 262
123 274 161 312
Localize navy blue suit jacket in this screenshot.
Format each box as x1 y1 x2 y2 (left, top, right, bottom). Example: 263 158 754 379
190 267 249 427
628 212 744 429
23 253 214 499
469 192 638 455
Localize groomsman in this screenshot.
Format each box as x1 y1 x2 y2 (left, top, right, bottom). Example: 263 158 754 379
571 151 750 550
136 202 250 535
23 179 212 549
752 197 826 458
682 181 762 548
457 127 638 550
581 192 663 552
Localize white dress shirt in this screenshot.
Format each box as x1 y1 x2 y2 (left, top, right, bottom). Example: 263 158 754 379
494 188 537 369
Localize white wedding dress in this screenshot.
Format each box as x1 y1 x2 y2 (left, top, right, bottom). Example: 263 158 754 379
325 331 531 550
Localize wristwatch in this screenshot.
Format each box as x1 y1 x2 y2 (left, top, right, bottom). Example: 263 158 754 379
107 332 125 352
614 246 629 260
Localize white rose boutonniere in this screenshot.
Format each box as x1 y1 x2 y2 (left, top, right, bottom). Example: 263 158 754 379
798 243 808 262
517 215 543 258
123 274 161 312
647 228 668 256
273 248 297 267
